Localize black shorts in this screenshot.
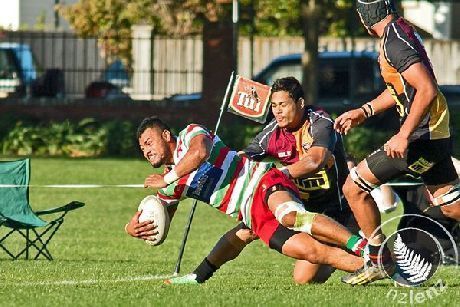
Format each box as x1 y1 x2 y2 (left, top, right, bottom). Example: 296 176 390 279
366 138 457 185
269 224 300 254
394 185 459 263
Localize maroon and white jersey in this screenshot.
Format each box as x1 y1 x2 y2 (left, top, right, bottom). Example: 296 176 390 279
244 106 349 212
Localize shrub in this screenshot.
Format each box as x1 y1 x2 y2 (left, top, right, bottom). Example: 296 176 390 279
2 119 109 157
343 127 391 161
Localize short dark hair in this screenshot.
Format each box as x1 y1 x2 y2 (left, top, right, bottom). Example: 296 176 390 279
271 77 304 102
137 116 171 139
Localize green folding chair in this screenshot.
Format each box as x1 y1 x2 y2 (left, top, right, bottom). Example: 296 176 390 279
0 158 84 260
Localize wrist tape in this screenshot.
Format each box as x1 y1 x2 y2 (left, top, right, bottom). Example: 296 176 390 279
164 170 179 184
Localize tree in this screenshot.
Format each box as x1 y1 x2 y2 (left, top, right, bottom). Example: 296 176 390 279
58 0 136 66
299 0 358 105
58 0 230 67
59 0 363 103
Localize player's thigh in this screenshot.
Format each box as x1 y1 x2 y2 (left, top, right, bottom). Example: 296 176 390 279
293 260 334 284
281 232 325 263
266 190 298 213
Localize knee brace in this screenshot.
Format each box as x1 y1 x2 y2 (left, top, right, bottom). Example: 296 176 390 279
274 201 305 225
432 183 460 207
349 167 379 194
293 211 318 235
274 201 317 235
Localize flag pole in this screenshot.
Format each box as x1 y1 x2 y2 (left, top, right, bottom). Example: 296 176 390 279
173 72 236 275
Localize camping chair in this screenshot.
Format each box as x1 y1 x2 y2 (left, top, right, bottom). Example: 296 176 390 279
0 158 84 260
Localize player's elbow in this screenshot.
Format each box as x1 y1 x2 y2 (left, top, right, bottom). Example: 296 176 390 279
421 82 437 105
194 147 210 163
307 157 325 173
198 148 210 161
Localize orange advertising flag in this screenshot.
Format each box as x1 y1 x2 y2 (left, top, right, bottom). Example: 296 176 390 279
227 76 272 123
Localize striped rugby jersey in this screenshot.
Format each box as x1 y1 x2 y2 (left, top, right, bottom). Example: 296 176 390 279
157 124 274 227
379 17 450 141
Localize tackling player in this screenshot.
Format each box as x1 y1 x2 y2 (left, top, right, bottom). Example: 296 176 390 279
165 77 362 285
334 0 460 285
126 116 367 276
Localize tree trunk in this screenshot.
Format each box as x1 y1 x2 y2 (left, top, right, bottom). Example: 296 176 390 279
201 20 233 126
301 0 319 106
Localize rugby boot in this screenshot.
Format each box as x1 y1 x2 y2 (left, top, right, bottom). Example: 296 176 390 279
164 273 199 285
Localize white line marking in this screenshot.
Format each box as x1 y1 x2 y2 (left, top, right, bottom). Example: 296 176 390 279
5 274 174 286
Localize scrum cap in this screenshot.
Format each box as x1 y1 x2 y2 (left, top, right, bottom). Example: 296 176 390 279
356 0 396 28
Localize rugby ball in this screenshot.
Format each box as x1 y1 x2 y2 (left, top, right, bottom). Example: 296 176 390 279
138 195 170 246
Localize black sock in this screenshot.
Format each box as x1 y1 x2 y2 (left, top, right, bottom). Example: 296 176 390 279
368 243 392 266
193 257 218 283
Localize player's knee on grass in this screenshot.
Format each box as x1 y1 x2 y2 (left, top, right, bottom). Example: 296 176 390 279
293 272 315 285
293 263 334 284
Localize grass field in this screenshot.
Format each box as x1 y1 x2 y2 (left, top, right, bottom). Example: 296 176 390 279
0 158 458 306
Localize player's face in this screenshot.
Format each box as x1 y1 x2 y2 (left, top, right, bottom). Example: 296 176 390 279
139 128 172 168
271 91 304 130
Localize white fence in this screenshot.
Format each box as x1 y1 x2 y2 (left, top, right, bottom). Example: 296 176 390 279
4 30 460 99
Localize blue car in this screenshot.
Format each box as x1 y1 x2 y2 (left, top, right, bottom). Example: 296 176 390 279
0 42 65 98
168 51 385 113
0 43 37 98
252 51 384 111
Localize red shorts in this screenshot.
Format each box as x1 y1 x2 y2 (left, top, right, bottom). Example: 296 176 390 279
250 168 299 245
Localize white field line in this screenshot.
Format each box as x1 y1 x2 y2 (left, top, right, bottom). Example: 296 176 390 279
0 184 144 188
4 274 174 286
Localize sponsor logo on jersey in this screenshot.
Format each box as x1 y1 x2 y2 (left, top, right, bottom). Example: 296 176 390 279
294 170 331 192
277 151 292 158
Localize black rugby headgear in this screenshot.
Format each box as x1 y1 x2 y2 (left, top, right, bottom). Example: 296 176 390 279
356 0 396 28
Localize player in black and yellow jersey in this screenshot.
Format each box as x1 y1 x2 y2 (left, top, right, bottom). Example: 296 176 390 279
334 0 460 285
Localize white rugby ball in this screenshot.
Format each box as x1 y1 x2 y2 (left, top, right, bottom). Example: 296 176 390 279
138 195 170 246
